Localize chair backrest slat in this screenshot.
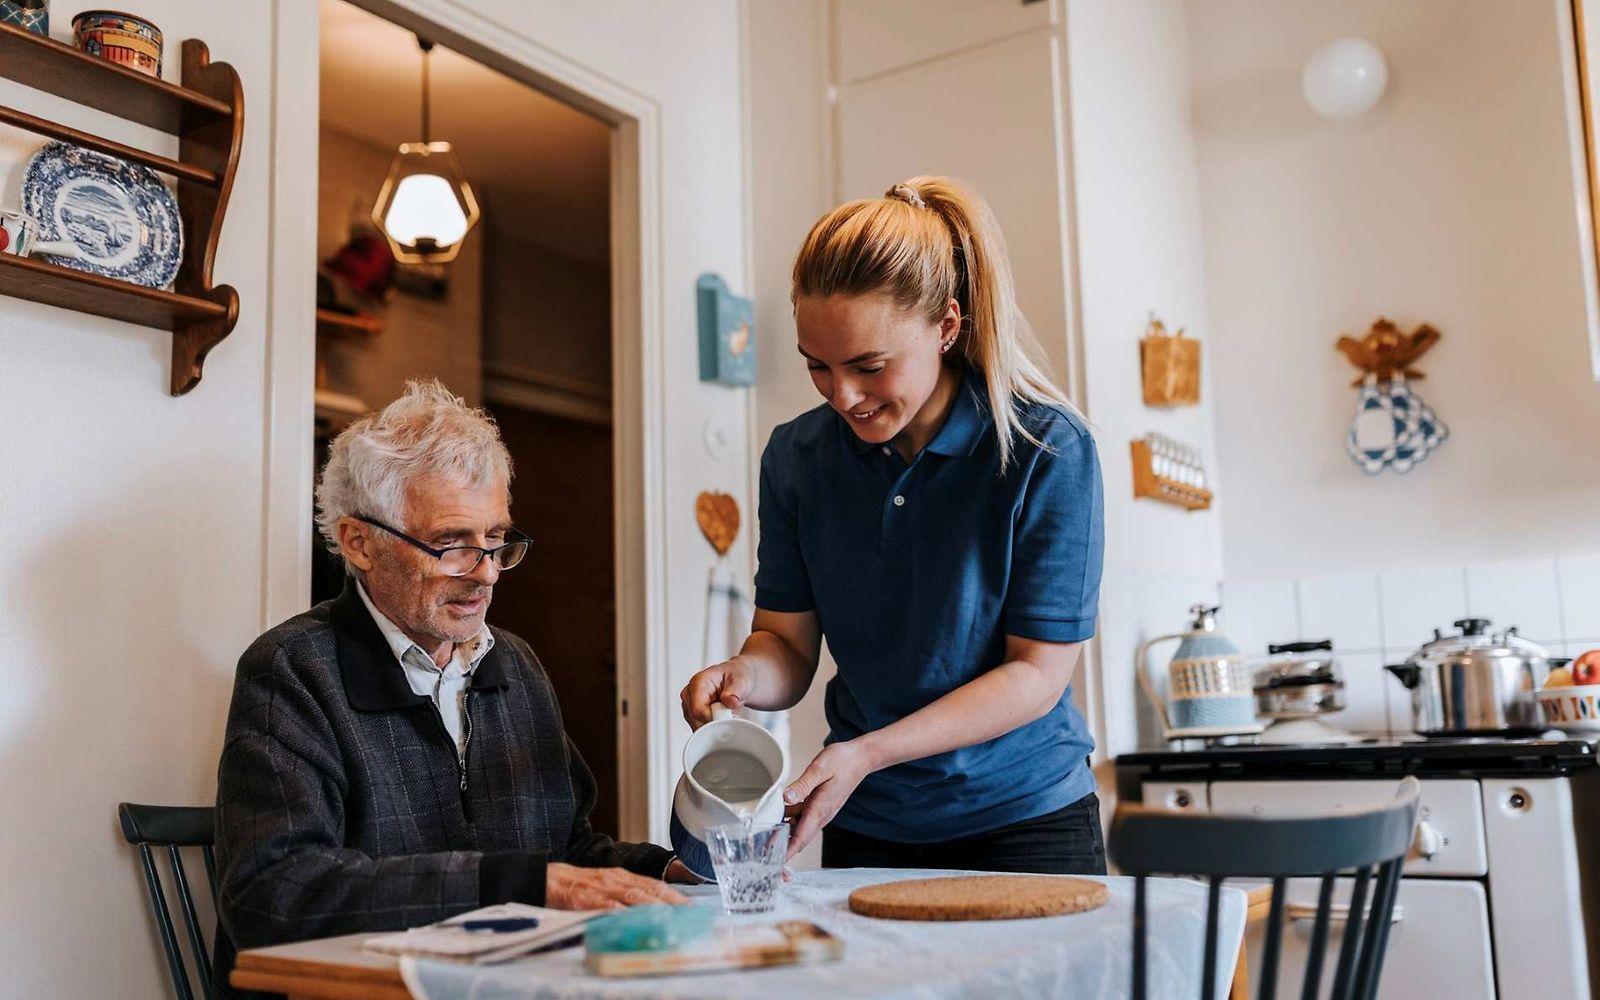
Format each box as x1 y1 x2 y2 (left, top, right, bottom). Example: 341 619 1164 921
201 845 219 907
1257 876 1287 1000
1201 875 1223 1000
1354 859 1404 1000
137 842 194 1000
1133 876 1148 1000
119 803 215 1000
1300 873 1337 1000
167 844 214 1000
1329 865 1374 1000
1111 777 1419 1000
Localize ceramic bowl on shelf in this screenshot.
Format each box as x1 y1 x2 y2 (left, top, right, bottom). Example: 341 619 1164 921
1537 683 1600 734
71 9 163 78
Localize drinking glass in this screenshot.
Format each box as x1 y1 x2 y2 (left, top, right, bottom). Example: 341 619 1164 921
706 821 788 914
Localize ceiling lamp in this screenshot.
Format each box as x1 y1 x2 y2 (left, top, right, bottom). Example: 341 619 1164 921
372 36 480 264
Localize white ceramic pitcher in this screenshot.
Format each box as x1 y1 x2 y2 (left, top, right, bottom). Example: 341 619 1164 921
669 705 787 880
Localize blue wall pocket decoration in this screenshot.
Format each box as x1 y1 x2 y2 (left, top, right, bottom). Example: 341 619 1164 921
697 272 755 386
1336 317 1447 475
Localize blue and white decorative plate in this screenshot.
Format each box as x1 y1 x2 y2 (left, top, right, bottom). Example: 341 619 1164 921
22 141 182 288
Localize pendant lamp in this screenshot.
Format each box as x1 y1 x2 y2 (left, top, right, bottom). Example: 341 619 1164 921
372 36 480 264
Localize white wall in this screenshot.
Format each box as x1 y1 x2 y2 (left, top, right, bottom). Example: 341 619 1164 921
1064 0 1225 755
1188 0 1600 581
0 3 274 996
1 1 753 994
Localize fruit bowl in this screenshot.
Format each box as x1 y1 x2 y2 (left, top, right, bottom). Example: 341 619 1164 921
1537 683 1600 733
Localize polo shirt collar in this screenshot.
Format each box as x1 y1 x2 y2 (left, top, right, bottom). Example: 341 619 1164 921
843 367 990 459
925 369 990 458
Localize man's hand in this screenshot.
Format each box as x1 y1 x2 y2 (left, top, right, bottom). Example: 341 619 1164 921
680 656 755 730
782 739 876 859
544 863 688 910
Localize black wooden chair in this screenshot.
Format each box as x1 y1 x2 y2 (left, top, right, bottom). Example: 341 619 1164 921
1109 776 1420 1000
118 802 218 1000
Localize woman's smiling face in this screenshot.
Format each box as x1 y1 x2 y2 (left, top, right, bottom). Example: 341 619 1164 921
795 291 957 445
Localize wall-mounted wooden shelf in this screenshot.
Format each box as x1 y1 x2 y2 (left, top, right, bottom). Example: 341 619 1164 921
316 308 383 339
0 23 243 395
1131 436 1213 511
0 22 230 132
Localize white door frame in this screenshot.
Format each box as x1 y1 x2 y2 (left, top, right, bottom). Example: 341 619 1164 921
264 0 665 841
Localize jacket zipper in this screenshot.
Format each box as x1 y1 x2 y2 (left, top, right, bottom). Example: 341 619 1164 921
458 689 472 793
431 671 472 794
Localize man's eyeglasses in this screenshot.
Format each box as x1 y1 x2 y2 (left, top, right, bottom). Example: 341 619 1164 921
356 516 530 577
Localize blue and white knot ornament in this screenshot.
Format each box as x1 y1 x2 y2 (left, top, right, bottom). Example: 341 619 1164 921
1346 374 1447 474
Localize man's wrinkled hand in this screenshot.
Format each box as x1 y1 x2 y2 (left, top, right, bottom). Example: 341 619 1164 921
545 863 688 910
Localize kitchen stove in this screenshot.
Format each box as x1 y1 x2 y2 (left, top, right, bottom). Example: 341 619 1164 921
1117 735 1600 999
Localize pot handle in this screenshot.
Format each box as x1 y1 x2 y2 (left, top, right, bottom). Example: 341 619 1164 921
1135 633 1186 733
1385 663 1421 689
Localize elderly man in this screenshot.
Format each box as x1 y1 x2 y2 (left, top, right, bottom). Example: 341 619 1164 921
213 380 688 997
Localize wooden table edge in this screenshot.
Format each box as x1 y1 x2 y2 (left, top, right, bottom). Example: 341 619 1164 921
233 942 410 1000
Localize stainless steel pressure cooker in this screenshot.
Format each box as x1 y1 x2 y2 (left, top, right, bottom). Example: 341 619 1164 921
1384 618 1549 735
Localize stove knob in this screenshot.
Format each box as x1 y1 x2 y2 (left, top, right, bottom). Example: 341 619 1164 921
1413 819 1444 860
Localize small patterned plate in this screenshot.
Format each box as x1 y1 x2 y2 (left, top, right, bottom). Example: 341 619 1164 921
22 141 183 288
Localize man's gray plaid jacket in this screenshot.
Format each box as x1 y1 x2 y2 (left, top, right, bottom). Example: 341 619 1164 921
212 579 671 997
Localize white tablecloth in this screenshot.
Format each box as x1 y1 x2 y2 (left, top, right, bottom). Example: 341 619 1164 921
400 868 1245 1000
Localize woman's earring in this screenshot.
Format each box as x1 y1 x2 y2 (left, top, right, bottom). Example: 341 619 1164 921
940 338 955 353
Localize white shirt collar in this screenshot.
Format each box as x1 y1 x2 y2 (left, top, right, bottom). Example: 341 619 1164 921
355 579 495 679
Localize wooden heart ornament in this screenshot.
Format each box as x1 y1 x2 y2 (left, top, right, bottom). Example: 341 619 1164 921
695 491 740 556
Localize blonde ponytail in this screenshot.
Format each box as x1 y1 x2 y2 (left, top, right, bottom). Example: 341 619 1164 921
792 175 1076 469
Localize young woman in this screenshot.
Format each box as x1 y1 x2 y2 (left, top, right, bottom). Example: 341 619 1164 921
680 176 1105 874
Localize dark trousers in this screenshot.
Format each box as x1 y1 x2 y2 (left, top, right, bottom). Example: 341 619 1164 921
821 792 1107 875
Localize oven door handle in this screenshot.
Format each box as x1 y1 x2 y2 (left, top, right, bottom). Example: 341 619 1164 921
1286 902 1404 925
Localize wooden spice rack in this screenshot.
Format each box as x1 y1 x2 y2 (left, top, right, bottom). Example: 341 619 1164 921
1130 436 1213 511
0 23 243 395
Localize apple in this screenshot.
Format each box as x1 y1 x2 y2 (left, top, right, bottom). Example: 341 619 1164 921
1574 650 1600 687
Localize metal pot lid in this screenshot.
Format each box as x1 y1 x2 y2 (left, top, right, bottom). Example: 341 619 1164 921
1414 618 1549 664
1254 639 1340 688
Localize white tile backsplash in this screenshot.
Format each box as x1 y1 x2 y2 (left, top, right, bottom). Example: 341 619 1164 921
1297 572 1383 653
1218 578 1299 660
1378 566 1470 651
1465 558 1562 644
1336 652 1391 737
1558 555 1600 642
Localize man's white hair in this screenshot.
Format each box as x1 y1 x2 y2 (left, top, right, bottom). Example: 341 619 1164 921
315 378 513 560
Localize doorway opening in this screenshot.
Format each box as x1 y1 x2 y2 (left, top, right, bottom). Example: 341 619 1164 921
311 0 624 834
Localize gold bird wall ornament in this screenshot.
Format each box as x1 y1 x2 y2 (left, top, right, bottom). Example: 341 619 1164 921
1335 317 1441 387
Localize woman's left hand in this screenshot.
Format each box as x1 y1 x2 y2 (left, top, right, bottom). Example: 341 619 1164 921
782 740 876 859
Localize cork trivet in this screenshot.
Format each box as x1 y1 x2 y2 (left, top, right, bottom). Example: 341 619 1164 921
848 875 1109 921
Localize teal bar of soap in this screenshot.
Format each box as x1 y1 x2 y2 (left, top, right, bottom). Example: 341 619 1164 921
584 904 716 954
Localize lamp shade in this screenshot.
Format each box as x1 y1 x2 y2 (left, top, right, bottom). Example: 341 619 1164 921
371 140 480 264
1302 38 1388 120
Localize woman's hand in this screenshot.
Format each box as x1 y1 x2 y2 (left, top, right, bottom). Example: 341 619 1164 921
679 656 754 730
782 740 877 859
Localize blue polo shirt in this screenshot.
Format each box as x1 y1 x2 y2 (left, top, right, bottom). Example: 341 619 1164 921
755 370 1104 843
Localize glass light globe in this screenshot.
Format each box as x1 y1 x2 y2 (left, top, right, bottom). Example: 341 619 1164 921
371 140 481 264
383 173 470 247
1302 38 1388 120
